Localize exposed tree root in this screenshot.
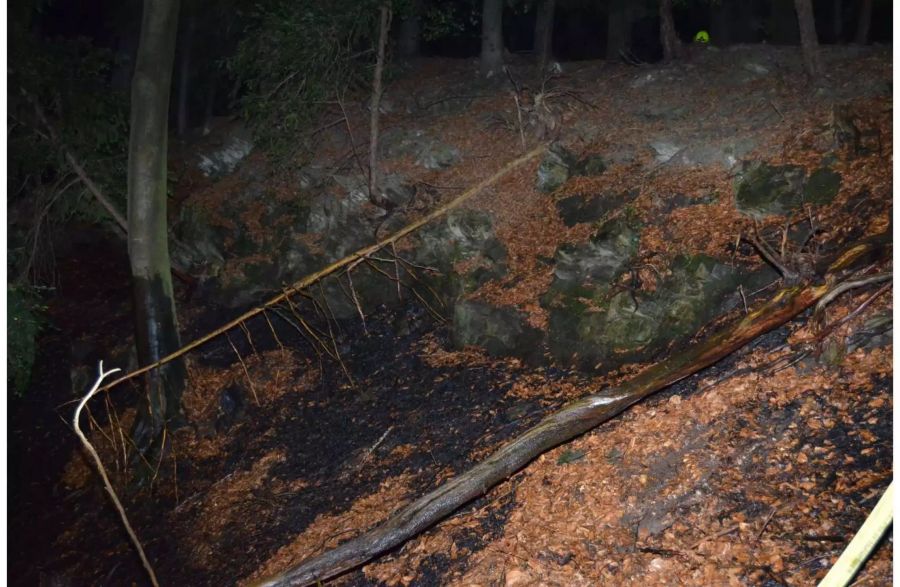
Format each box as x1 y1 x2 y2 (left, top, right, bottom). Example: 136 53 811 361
249 234 889 587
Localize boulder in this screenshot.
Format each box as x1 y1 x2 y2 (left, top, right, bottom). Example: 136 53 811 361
536 144 607 193
734 161 806 218
556 190 638 227
380 128 460 170
735 161 842 218
452 300 543 361
546 243 774 370
414 209 507 302
535 145 576 193
551 217 641 289
197 124 254 179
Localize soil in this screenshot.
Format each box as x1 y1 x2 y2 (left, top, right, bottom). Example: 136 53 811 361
9 45 892 586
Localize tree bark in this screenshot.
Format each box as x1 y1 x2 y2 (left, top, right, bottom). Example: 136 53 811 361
397 0 421 58
709 0 731 47
248 234 888 587
534 0 555 72
659 0 682 62
794 0 824 80
854 0 872 45
832 0 843 43
606 0 631 60
127 0 187 455
480 0 504 76
202 73 217 135
368 3 392 207
176 12 195 136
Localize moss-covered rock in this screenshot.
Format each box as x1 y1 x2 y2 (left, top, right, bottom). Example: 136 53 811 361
536 145 607 195
452 300 543 361
556 189 638 227
734 161 805 218
546 250 769 370
804 167 842 205
735 161 842 218
574 153 607 176
411 209 507 308
551 216 641 291
536 144 578 193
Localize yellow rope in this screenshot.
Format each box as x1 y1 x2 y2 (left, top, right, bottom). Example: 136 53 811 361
818 481 893 587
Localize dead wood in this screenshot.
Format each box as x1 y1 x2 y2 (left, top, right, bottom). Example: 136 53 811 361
249 234 889 587
367 3 392 207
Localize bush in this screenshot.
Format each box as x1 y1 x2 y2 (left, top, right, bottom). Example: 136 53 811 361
8 285 44 396
228 0 381 160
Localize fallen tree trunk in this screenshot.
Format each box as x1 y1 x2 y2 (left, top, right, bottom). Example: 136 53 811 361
250 234 888 587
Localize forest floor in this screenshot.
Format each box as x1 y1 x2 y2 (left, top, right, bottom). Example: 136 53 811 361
9 44 892 586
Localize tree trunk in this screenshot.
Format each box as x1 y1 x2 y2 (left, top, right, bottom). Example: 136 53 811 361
770 0 801 44
534 0 555 72
111 0 142 93
854 0 872 45
606 0 628 60
368 3 392 207
397 0 421 58
202 73 217 135
794 0 824 80
480 0 504 76
127 0 187 455
176 12 194 136
832 0 842 43
659 0 682 62
709 0 731 47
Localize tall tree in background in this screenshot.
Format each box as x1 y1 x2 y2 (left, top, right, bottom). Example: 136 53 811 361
368 2 392 206
127 0 187 455
793 0 823 79
606 0 632 60
175 2 195 135
659 0 682 62
398 0 422 58
709 0 731 47
480 0 504 76
832 0 843 42
534 0 555 72
854 0 872 44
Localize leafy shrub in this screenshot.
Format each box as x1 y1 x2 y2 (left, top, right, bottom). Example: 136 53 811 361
9 14 130 281
228 0 382 160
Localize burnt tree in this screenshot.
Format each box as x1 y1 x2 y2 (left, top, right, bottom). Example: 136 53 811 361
127 0 187 454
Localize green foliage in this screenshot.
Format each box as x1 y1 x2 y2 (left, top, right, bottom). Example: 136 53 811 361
8 9 130 280
228 0 382 160
422 1 479 41
9 33 129 211
7 285 45 397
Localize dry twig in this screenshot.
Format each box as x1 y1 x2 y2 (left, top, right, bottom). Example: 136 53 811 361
74 362 159 587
